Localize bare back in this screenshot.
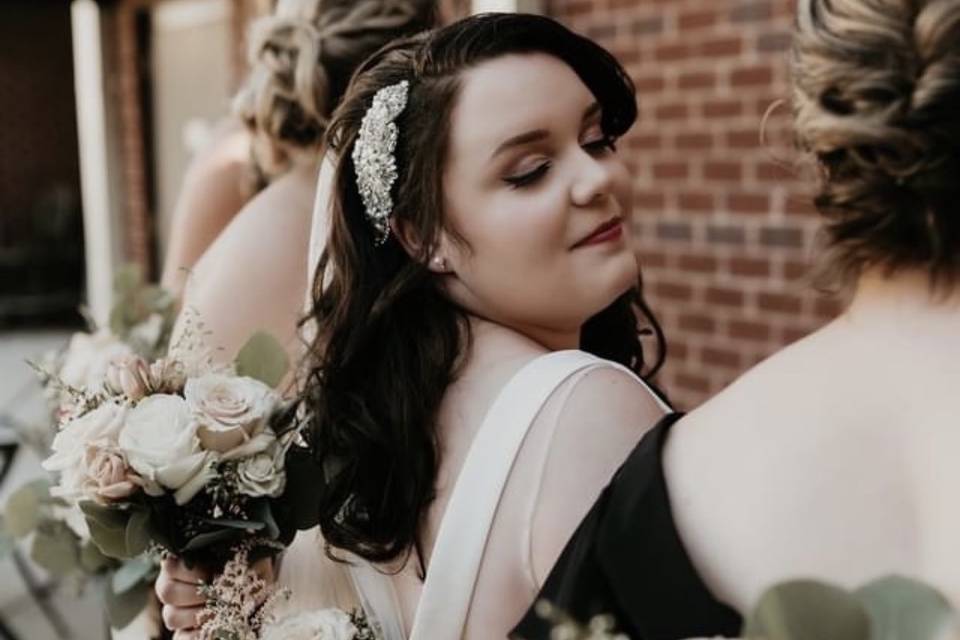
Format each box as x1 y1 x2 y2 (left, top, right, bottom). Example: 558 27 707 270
379 321 667 638
170 162 318 370
665 273 960 611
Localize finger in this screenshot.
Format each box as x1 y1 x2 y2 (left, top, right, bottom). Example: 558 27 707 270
162 557 212 583
163 605 204 632
156 573 207 607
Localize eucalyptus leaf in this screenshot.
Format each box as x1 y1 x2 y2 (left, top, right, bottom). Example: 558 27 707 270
5 479 51 538
80 501 130 530
104 579 151 630
235 331 289 388
30 524 80 576
182 527 243 553
111 556 154 594
0 518 14 560
79 540 113 574
0 530 14 560
744 579 871 640
856 575 957 640
108 306 128 339
124 509 151 557
112 264 143 299
256 500 280 540
81 502 133 559
201 518 265 531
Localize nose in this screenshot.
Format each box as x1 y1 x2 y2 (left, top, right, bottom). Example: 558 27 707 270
570 148 616 208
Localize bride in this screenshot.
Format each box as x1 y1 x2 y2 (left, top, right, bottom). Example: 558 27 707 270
158 13 668 639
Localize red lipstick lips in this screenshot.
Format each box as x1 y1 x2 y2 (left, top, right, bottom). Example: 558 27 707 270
573 217 624 248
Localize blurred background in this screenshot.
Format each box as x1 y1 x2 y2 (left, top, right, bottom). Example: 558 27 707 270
0 0 835 637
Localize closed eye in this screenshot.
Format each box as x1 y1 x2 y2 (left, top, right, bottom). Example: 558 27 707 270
583 135 617 154
503 162 551 189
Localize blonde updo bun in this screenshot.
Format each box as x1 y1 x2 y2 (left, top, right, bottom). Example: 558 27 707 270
234 0 437 177
792 0 960 286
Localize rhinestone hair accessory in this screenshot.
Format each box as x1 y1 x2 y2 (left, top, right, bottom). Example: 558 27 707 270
352 80 410 244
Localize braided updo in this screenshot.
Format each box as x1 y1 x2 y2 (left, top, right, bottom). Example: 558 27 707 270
234 0 437 178
792 0 960 286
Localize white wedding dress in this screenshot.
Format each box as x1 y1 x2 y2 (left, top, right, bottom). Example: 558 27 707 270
275 159 670 639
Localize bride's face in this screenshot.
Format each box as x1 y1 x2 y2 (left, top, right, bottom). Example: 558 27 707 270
436 53 637 345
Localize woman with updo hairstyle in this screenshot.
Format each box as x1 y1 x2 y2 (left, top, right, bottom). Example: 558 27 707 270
161 1 462 300
157 1 447 637
518 1 960 636
167 0 442 366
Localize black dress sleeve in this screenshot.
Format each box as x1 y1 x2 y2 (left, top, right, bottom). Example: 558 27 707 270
510 413 742 640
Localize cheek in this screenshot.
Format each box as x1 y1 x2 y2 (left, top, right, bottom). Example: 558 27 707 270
464 187 570 269
610 158 633 217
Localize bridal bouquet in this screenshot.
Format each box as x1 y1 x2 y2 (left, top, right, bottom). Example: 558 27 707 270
34 307 332 637
1 265 177 629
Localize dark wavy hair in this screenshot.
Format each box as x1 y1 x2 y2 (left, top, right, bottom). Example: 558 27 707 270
792 0 960 288
301 12 665 569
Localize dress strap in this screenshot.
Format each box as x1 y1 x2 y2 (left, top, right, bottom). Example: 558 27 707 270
409 350 612 639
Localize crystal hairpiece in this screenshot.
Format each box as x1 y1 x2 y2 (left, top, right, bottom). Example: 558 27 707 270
352 80 410 245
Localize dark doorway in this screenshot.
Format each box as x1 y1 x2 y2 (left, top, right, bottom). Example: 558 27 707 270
0 1 85 328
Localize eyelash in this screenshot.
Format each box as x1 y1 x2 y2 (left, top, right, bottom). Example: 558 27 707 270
503 136 618 189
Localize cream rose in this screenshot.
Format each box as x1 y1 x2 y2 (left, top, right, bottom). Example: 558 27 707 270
236 452 285 498
58 329 134 391
118 395 213 505
261 609 357 640
43 402 128 500
185 374 278 453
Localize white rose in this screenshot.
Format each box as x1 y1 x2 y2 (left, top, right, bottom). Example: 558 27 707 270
185 374 278 454
43 402 128 500
235 451 285 498
58 329 134 391
118 395 213 504
261 609 356 640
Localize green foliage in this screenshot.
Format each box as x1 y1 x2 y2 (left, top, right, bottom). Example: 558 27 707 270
80 501 135 559
79 539 114 573
30 522 80 576
104 578 152 630
124 509 151 557
744 575 959 640
745 580 871 640
855 575 956 640
235 331 290 388
107 264 176 357
0 519 14 560
111 556 156 594
4 478 52 538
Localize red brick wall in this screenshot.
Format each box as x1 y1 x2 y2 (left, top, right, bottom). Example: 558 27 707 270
548 0 843 409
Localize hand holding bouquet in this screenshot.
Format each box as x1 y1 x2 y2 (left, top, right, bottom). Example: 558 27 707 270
40 323 328 638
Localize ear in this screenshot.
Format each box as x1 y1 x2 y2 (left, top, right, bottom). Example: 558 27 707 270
390 218 454 274
390 217 425 260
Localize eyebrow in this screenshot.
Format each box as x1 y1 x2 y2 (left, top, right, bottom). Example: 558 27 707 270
490 102 603 160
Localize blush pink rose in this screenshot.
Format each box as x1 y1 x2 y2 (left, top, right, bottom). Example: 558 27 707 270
84 445 142 503
105 355 152 402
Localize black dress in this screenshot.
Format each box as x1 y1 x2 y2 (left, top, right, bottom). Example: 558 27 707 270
511 413 742 639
